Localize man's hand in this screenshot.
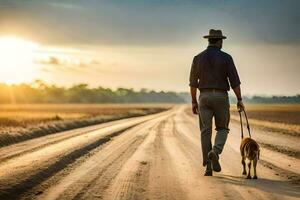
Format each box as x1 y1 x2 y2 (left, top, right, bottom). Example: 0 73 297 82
233 86 245 112
192 102 199 114
190 87 199 114
237 100 245 112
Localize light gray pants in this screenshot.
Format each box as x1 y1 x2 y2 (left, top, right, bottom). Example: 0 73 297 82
198 92 230 166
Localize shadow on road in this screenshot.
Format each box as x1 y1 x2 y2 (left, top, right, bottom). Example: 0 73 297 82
215 174 300 198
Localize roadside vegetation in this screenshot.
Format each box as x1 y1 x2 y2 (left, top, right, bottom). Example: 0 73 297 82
0 80 184 103
230 104 300 136
0 104 171 147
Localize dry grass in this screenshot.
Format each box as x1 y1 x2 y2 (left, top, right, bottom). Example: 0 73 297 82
0 104 172 147
230 104 300 136
230 104 300 125
0 104 172 128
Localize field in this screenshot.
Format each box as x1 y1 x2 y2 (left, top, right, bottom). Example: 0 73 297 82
229 104 300 159
230 104 300 136
230 104 300 125
0 104 171 147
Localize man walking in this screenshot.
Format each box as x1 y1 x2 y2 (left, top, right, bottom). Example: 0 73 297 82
189 29 245 176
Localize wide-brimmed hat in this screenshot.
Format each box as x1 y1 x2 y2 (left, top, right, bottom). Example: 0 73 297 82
203 29 227 39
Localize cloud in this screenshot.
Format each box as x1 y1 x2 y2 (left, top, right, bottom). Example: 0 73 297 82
0 0 299 46
45 56 60 65
34 56 102 71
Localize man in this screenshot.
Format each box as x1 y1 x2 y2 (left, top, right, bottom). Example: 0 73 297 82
189 29 245 176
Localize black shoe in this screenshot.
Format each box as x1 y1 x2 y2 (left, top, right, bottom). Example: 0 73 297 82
204 161 213 176
208 150 221 172
204 170 212 176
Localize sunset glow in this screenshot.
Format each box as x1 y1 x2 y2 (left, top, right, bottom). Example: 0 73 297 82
0 37 39 84
0 1 299 95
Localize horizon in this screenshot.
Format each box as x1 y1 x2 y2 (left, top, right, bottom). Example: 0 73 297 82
0 80 299 98
0 1 299 96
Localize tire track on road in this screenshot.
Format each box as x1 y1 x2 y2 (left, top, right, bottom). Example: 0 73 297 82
0 109 175 200
37 111 174 200
102 121 165 200
0 112 170 164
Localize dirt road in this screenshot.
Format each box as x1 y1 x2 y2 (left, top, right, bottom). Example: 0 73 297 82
0 105 299 200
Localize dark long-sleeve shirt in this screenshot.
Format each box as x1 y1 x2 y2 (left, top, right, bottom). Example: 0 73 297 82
189 46 241 91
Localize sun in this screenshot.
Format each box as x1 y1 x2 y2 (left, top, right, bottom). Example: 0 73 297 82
0 36 39 84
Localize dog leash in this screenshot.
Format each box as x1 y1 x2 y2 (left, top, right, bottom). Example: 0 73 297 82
238 109 251 139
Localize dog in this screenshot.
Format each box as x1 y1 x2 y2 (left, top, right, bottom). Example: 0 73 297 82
240 137 260 179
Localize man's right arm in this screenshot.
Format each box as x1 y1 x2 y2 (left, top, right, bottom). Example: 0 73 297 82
189 56 200 114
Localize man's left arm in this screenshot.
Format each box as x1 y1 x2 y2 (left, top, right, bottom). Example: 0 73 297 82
227 55 245 111
189 57 199 114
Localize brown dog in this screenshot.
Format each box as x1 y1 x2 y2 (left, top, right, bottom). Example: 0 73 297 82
240 137 260 179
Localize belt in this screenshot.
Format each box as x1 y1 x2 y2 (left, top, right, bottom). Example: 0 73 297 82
200 88 227 93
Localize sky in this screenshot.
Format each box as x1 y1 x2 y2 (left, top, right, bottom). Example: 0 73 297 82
0 0 299 95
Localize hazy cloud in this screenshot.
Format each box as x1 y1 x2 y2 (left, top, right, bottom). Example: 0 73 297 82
0 0 299 46
0 0 299 95
35 55 101 71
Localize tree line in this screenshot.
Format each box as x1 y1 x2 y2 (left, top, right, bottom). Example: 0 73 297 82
0 81 299 104
0 81 184 103
179 93 300 104
233 95 300 104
